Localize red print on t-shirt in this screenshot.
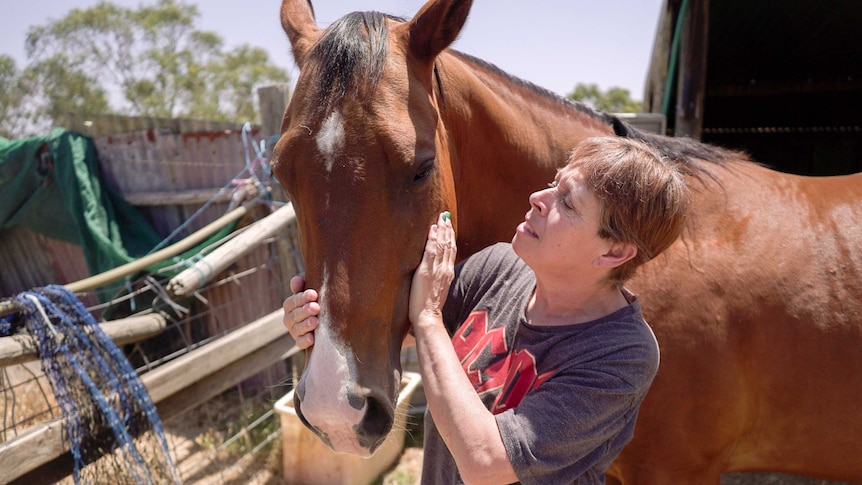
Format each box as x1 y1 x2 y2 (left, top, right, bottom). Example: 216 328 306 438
453 311 510 393
453 311 555 414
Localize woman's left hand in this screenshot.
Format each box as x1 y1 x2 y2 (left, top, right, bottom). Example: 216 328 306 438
409 212 457 329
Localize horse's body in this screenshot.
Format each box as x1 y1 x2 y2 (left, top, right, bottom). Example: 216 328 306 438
273 0 862 482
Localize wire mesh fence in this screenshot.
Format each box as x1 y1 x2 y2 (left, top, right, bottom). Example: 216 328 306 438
1 102 424 485
1 218 300 483
0 112 305 483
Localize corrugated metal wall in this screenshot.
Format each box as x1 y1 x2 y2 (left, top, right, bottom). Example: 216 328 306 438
1 114 295 340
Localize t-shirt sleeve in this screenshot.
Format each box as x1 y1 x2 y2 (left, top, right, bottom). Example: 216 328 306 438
495 336 658 484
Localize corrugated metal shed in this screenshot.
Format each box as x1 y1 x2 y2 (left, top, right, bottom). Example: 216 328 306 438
644 0 862 175
0 115 292 338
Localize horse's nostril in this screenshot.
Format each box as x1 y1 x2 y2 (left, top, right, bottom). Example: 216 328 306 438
347 389 365 411
354 392 394 450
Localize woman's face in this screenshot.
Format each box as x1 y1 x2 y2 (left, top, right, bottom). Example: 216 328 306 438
512 165 613 275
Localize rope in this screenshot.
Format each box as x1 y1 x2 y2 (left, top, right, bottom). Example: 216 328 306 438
241 121 270 193
144 165 253 256
662 0 690 118
1 285 181 484
147 123 273 256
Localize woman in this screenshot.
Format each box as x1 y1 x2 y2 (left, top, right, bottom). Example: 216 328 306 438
285 136 690 484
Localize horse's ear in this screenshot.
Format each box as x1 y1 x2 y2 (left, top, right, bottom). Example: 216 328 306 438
407 0 473 60
280 0 321 68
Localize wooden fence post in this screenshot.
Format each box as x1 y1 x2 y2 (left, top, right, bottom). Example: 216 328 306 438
256 83 306 387
257 83 292 146
675 0 709 139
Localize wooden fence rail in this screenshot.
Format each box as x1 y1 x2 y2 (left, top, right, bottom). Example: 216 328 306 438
0 202 300 482
0 314 167 367
167 203 297 298
0 309 298 481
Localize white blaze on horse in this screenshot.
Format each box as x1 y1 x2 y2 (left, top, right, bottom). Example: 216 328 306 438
272 0 862 482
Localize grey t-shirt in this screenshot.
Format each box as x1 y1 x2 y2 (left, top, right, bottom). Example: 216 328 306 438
421 243 659 485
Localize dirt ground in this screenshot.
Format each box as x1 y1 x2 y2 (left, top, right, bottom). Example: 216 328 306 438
379 447 423 485
164 422 859 485
159 388 857 485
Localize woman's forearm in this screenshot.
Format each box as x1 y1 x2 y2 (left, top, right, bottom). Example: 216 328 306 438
414 315 517 485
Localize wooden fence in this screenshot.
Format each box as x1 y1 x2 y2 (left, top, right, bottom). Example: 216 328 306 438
0 84 302 483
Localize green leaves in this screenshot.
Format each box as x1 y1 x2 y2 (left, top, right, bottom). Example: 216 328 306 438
567 83 642 113
6 0 289 138
0 56 34 138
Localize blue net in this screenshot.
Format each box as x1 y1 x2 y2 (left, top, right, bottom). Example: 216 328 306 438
1 285 180 484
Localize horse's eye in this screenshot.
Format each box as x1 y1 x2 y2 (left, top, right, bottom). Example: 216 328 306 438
413 159 435 184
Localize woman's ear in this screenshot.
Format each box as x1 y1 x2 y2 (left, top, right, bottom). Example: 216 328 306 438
595 241 637 269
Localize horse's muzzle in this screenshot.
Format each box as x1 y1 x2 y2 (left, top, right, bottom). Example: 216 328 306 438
294 378 396 456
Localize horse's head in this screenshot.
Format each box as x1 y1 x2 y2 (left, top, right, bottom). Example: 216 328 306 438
273 0 472 455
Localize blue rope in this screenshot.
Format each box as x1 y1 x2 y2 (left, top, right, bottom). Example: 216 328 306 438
2 286 180 484
146 123 274 256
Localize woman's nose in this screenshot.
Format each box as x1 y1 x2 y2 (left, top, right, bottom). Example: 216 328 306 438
529 188 550 214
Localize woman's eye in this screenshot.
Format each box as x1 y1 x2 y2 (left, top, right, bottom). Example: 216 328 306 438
556 189 575 211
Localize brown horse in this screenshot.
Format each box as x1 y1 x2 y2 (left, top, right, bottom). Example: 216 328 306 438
272 0 862 482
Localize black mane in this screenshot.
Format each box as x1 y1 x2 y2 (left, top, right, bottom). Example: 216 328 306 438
305 11 404 111
450 50 741 168
304 11 741 169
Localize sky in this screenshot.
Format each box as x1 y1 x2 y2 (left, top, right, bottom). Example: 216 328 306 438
0 0 665 99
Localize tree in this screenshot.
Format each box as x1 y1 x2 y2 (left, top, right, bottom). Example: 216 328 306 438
0 56 27 138
8 0 289 137
0 55 46 138
567 83 642 113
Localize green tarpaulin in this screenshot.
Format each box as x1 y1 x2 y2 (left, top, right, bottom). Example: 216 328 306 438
0 128 163 277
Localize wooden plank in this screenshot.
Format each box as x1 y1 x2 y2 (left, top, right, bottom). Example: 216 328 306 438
0 418 67 481
123 188 235 206
157 334 300 420
0 314 167 367
64 113 250 137
0 308 289 480
166 203 297 298
256 84 303 357
257 84 292 139
144 309 286 403
642 0 676 114
675 0 710 138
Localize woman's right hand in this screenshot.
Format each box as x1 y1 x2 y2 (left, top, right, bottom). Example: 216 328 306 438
408 212 456 329
282 275 320 349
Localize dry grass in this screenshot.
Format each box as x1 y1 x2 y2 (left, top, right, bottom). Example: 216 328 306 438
1 362 59 443
163 389 284 484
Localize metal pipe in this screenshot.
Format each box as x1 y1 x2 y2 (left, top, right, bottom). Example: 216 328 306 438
0 202 256 318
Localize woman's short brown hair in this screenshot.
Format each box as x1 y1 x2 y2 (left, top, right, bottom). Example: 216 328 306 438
567 136 691 286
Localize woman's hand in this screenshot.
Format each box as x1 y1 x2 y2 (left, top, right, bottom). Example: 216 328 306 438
409 212 457 329
282 275 319 349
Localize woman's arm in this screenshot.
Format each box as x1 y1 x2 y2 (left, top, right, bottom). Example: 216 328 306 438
409 213 518 485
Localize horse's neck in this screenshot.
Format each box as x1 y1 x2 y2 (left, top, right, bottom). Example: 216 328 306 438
435 53 615 253
437 52 614 172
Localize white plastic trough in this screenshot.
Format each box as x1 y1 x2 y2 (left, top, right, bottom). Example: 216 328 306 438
275 371 422 485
